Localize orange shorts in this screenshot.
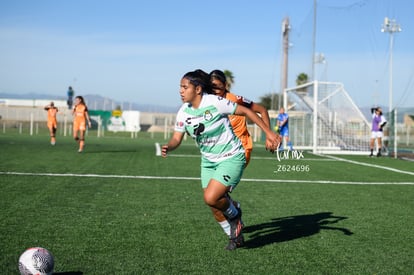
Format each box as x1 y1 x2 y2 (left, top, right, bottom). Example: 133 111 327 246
239 134 253 167
244 148 252 167
73 120 86 132
47 119 57 129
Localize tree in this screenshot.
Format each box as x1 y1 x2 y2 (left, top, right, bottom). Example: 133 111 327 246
296 73 309 93
296 72 309 86
223 70 235 90
259 93 281 110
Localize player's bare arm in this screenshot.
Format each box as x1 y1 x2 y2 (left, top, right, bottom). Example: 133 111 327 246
162 131 184 157
250 102 271 129
235 105 281 152
85 111 92 127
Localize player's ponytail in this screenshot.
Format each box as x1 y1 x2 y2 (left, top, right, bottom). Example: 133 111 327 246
183 70 212 94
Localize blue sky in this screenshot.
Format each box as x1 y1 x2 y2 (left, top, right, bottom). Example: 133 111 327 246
0 0 413 110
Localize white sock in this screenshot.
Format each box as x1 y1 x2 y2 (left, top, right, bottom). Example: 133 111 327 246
224 202 239 219
219 220 231 237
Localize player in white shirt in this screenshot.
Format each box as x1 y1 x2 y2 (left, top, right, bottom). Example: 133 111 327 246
369 107 387 157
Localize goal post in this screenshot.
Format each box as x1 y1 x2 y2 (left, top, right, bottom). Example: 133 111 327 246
282 81 372 154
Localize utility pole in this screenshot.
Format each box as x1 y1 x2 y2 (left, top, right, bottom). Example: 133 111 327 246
280 16 290 110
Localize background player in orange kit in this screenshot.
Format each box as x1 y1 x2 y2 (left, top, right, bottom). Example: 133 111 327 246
44 101 59 145
209 69 271 166
72 96 91 152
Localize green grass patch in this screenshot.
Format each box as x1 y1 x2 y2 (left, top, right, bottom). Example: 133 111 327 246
1 133 413 274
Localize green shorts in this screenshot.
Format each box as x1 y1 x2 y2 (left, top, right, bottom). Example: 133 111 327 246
200 153 246 189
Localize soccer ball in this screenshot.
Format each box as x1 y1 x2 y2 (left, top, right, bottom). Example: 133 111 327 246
18 247 54 275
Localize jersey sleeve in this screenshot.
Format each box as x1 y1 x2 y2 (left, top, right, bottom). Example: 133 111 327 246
226 92 253 109
215 96 237 115
235 95 253 108
174 104 187 133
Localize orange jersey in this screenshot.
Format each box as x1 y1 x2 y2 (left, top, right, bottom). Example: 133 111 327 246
73 104 88 131
46 107 58 128
225 92 253 152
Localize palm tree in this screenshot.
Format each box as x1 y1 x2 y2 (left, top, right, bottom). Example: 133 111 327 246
296 73 309 86
296 73 309 93
259 93 290 111
259 93 272 110
223 70 235 90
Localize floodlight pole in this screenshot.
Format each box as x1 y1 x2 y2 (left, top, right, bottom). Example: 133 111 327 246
314 52 325 80
381 17 401 158
311 0 317 81
381 17 401 115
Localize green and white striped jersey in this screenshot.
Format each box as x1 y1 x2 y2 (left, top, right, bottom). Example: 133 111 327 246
174 94 245 163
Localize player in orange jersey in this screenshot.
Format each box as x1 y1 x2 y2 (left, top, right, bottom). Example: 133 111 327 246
72 96 91 152
209 70 271 166
44 102 59 145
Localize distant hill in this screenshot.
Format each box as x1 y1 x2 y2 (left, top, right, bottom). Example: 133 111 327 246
1 92 412 120
0 92 179 113
81 94 179 113
0 92 65 101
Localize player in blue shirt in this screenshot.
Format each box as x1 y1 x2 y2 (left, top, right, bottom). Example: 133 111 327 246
277 107 293 150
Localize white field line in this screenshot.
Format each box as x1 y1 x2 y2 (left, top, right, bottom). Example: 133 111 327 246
169 154 333 161
157 143 333 161
316 154 414 176
1 171 413 185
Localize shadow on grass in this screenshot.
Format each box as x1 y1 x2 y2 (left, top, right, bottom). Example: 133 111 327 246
243 212 353 249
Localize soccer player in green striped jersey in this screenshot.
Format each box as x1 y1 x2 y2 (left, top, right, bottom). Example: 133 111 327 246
162 70 280 250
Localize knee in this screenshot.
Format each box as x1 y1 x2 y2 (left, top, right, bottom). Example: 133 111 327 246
203 192 216 207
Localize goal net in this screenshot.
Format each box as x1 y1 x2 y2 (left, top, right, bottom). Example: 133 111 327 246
283 81 371 154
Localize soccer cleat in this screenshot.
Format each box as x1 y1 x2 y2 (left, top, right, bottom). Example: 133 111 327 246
228 211 243 241
236 233 245 247
369 153 374 157
78 149 83 153
234 202 245 229
225 233 245 251
227 194 245 229
377 152 382 157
